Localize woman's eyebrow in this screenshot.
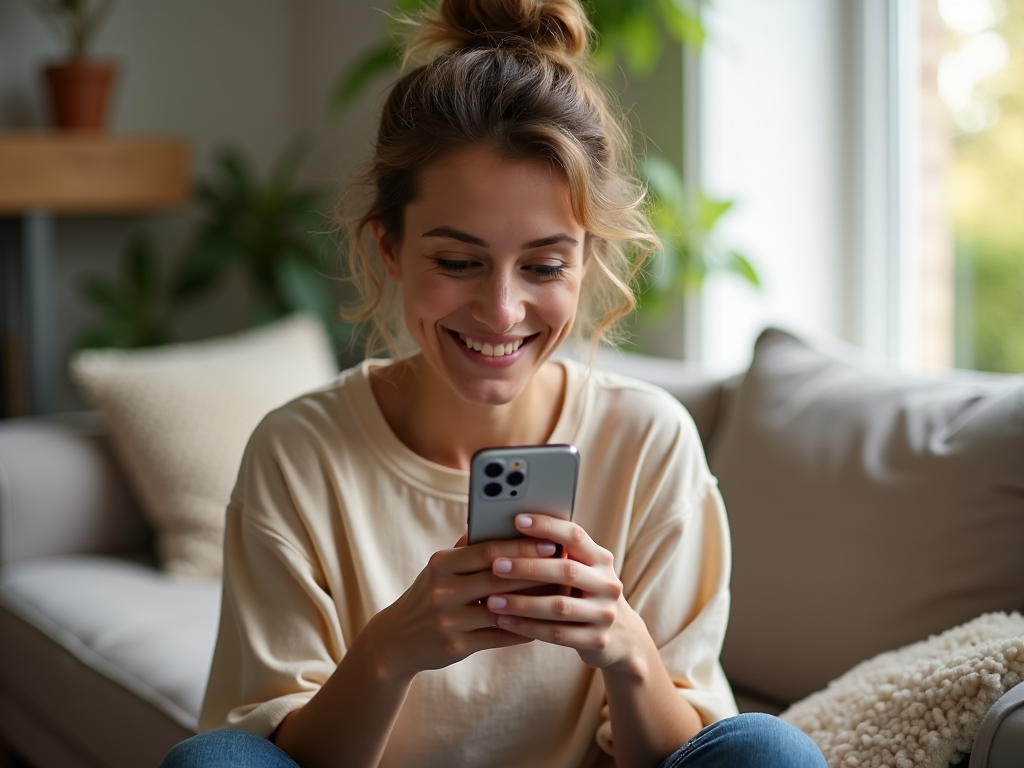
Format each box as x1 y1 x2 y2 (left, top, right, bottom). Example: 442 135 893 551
421 226 487 247
421 226 578 250
522 233 579 249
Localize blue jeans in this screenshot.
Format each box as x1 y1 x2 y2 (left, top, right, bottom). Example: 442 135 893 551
161 713 825 768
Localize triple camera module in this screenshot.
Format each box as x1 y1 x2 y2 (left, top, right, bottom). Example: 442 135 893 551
481 459 526 498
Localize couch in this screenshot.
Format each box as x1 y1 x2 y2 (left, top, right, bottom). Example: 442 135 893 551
1 325 1022 768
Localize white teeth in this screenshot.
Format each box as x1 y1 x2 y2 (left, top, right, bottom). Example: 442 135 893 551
457 333 525 357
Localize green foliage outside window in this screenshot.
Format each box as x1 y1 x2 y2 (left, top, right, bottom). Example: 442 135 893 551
947 0 1024 373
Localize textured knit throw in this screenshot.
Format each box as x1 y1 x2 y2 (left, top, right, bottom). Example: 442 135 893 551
781 612 1024 768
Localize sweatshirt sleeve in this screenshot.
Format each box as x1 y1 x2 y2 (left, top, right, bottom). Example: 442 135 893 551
593 397 738 754
198 408 346 737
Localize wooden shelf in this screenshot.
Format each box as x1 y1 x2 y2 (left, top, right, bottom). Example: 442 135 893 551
0 133 189 214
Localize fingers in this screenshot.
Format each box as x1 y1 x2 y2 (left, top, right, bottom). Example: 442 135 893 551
439 536 562 576
489 549 621 599
512 515 612 568
487 607 612 655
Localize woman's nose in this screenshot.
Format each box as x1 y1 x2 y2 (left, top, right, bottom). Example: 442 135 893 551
471 270 526 332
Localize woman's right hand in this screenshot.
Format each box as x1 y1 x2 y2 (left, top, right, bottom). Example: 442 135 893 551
362 536 559 680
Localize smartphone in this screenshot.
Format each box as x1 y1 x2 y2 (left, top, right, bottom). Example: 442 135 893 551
467 444 580 544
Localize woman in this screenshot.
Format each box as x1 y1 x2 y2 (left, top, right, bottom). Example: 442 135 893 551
163 0 826 766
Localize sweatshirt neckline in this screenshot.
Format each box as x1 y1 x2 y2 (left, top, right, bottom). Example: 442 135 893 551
346 358 588 497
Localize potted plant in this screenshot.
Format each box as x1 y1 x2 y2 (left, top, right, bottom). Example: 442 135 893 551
28 0 118 131
171 141 354 353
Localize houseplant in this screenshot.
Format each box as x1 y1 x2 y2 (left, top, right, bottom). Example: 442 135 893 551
76 141 353 356
27 0 118 130
76 234 172 349
171 141 353 353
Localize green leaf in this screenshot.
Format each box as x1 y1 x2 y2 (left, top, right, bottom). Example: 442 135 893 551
620 15 662 76
171 236 242 300
276 258 334 318
330 42 399 113
125 235 158 298
214 148 254 200
654 0 705 51
726 250 761 288
698 192 734 231
641 154 687 214
79 276 122 312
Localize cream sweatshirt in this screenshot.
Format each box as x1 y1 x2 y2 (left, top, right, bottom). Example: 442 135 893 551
200 358 737 768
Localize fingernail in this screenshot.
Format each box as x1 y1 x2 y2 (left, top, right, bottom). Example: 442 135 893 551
536 541 556 556
488 596 507 610
494 558 512 574
498 615 515 627
516 515 533 528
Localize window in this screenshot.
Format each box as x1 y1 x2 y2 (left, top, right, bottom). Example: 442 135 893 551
920 0 1024 373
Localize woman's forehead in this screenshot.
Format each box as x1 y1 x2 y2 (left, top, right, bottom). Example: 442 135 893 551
406 146 585 241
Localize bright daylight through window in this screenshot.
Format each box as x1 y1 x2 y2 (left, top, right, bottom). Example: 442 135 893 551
920 0 1024 373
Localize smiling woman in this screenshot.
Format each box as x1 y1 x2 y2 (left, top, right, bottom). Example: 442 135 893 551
158 1 828 768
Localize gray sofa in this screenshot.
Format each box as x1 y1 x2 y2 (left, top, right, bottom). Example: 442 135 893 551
1 328 1022 768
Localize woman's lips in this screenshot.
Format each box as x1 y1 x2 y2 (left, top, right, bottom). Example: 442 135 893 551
447 329 538 360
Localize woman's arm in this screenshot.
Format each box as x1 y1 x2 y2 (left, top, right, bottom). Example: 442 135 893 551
271 620 414 768
270 536 549 768
484 514 708 768
598 601 705 768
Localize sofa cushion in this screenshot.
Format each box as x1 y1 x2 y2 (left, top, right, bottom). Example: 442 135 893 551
70 314 338 578
781 611 1024 768
0 556 219 733
711 328 1024 706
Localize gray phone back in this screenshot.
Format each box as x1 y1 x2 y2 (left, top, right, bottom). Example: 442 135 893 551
467 444 579 544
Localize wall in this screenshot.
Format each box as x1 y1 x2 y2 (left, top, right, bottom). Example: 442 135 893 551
0 0 387 411
698 0 857 373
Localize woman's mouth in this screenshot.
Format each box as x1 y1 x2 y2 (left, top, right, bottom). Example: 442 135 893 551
451 331 533 357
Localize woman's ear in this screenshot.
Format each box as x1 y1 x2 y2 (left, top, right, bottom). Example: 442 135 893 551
372 220 402 282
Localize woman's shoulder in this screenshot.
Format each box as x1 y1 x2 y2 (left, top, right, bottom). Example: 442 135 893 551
246 360 379 457
564 356 693 424
562 357 707 469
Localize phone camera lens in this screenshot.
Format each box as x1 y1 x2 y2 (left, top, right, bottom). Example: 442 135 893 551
484 462 503 478
506 470 524 486
484 482 502 497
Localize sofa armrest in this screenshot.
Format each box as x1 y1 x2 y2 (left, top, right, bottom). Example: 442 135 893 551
971 681 1024 768
0 412 150 566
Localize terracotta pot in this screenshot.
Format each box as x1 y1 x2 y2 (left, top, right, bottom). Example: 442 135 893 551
44 61 117 131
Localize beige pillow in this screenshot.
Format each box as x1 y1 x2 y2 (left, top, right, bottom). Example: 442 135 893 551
711 328 1024 706
70 314 339 579
781 612 1024 768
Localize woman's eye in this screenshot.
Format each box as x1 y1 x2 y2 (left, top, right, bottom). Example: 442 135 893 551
530 264 566 280
434 258 472 274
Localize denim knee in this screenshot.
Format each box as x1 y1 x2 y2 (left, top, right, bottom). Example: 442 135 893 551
160 729 299 768
659 712 827 768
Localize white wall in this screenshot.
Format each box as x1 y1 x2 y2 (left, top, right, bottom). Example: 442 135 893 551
698 0 857 373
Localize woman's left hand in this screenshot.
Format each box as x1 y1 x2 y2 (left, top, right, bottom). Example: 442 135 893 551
484 514 643 670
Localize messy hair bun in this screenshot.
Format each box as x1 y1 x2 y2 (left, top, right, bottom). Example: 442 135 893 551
341 0 657 356
406 0 591 66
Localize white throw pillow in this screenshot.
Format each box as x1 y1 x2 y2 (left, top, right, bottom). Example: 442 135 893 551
70 314 339 579
781 612 1024 768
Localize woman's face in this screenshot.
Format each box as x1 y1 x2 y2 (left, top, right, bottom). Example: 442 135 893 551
376 145 588 407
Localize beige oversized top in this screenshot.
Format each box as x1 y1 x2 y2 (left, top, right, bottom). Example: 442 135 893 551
200 358 737 768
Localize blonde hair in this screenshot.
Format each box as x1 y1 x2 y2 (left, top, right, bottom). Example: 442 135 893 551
338 0 657 356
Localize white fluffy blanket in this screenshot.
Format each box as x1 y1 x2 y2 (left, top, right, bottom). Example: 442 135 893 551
781 612 1024 768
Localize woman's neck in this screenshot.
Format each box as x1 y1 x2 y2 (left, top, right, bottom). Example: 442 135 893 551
369 356 566 471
